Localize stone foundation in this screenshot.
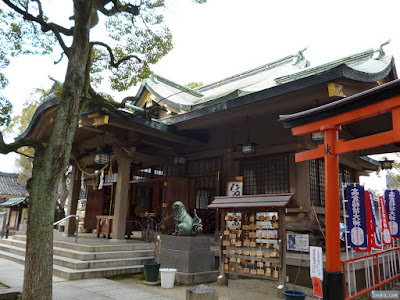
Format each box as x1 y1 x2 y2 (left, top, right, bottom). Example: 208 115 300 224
160 235 218 284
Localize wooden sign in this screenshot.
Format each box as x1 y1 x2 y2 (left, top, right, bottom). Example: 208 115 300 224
257 269 265 275
250 269 257 275
250 241 256 247
256 251 263 258
223 240 230 246
264 252 270 258
226 177 243 196
235 241 242 247
224 230 230 235
244 268 250 274
230 250 236 255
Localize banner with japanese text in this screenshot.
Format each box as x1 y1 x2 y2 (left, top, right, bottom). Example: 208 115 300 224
345 185 368 248
379 196 393 245
368 192 381 249
354 191 381 252
384 190 400 239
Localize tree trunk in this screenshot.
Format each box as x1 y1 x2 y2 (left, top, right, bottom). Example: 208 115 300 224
22 2 93 299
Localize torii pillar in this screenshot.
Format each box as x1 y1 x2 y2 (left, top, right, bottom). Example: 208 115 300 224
290 95 400 300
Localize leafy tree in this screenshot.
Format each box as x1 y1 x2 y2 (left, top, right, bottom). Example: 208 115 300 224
0 1 205 299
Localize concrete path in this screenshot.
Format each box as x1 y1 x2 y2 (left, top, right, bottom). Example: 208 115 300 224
0 258 175 300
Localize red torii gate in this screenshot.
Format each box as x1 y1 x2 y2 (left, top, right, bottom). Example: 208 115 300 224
280 80 400 300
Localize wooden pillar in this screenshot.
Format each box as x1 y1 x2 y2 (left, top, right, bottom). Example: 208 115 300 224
65 165 81 236
278 207 286 288
111 155 130 240
322 125 341 272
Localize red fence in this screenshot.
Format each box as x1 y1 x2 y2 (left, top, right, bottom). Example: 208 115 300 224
341 247 400 300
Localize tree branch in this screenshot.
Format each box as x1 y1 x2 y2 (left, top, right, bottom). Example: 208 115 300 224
98 0 140 17
0 131 44 155
91 41 142 68
2 0 72 55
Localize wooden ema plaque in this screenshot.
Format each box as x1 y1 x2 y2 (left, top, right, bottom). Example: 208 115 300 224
221 210 284 283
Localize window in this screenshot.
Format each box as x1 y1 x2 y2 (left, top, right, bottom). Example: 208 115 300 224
241 155 289 195
309 159 355 205
187 157 221 175
309 159 325 205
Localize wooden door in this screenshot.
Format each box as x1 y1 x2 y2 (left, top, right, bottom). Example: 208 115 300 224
164 177 189 233
85 187 105 229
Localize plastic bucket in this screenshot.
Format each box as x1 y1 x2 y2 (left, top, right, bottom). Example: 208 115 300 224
160 268 177 288
283 290 307 300
143 262 160 282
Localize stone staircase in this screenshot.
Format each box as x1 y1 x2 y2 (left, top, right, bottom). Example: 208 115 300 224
0 235 155 280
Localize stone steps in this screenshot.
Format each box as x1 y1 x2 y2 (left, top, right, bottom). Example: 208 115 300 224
0 235 155 280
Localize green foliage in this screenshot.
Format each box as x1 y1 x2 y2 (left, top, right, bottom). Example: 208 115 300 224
0 3 55 127
100 1 174 90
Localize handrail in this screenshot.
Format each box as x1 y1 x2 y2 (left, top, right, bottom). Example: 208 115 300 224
53 214 80 243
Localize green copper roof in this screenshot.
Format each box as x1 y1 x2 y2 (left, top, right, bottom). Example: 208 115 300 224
0 197 27 207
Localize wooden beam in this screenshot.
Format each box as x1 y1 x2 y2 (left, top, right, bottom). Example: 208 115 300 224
292 95 400 136
107 117 205 146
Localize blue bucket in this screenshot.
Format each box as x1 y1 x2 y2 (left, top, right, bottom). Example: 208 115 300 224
283 290 307 300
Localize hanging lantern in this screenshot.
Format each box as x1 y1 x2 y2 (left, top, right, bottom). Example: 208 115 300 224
93 150 110 165
240 141 256 155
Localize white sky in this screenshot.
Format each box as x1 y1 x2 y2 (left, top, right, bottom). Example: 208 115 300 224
1 0 400 192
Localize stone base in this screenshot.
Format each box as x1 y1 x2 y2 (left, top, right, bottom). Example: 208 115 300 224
186 284 218 300
160 235 218 285
175 270 219 285
161 248 215 273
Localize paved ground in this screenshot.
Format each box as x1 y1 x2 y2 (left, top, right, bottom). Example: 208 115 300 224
0 257 318 300
0 258 174 300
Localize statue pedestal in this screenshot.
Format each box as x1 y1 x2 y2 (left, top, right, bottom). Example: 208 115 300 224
160 235 218 284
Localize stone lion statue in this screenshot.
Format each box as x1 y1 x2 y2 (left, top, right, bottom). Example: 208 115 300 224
172 201 203 236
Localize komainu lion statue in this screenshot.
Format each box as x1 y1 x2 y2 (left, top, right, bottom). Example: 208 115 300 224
172 201 203 236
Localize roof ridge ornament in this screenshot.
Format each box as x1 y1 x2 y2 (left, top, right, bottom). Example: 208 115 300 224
292 46 308 65
373 39 391 59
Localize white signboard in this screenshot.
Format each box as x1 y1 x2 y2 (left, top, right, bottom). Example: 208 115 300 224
310 246 323 280
227 181 243 196
287 233 309 252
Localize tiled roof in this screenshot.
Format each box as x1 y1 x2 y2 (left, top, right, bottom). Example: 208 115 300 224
134 49 309 111
131 45 393 117
0 172 29 198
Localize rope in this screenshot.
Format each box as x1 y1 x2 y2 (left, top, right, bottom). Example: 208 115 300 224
73 155 115 177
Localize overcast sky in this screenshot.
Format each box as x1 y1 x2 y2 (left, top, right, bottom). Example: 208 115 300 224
1 0 399 191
